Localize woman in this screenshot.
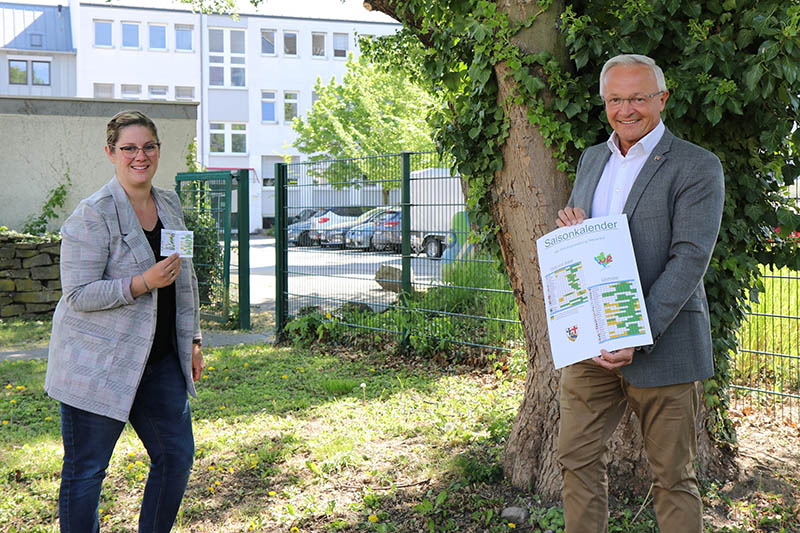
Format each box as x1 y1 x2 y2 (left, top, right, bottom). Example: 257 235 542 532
45 110 205 532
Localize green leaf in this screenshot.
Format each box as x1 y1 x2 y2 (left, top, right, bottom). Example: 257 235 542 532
700 53 714 72
435 490 448 507
705 105 723 125
575 48 589 69
743 63 763 93
565 102 581 118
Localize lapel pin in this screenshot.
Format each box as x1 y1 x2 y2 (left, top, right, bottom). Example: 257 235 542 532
654 155 662 161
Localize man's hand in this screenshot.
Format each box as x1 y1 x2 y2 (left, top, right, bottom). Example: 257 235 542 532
191 343 205 382
593 347 635 370
556 207 587 227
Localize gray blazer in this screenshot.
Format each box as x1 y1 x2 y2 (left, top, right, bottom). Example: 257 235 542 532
45 177 201 422
568 127 724 387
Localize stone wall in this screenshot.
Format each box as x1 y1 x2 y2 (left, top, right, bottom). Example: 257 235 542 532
0 232 62 318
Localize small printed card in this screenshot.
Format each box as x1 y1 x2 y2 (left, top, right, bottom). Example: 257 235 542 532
161 229 194 258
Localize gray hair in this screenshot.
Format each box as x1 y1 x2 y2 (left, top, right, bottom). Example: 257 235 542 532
599 54 667 97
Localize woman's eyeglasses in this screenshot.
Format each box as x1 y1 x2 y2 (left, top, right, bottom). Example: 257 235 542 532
112 142 161 158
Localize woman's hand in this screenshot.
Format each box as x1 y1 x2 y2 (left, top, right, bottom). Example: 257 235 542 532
191 343 205 382
144 253 182 290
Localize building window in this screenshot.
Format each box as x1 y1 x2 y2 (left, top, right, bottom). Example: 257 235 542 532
230 29 245 87
8 60 27 84
312 32 325 57
333 33 348 58
176 25 193 51
175 86 195 100
122 22 139 48
30 33 43 48
208 28 245 88
121 84 141 99
311 91 319 107
209 123 247 154
210 123 225 153
94 83 114 98
284 91 298 121
284 31 298 56
231 124 246 153
261 29 275 55
31 61 50 85
149 24 167 50
149 85 168 100
94 20 112 47
261 90 276 122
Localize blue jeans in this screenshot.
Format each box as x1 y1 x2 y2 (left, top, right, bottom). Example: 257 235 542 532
59 354 194 533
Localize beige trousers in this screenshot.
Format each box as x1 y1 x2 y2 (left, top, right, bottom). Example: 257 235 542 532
557 360 702 533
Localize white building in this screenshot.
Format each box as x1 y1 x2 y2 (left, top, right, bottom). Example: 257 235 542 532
1 0 400 231
73 0 400 231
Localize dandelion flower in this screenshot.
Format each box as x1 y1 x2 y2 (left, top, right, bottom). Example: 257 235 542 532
268 491 276 496
99 509 104 514
220 405 226 410
225 377 229 381
44 416 52 421
291 528 300 533
103 515 110 522
9 400 16 404
135 461 144 466
215 481 220 486
244 362 249 367
16 385 25 390
368 514 379 523
208 366 215 371
4 384 11 389
229 467 234 473
138 474 144 481
2 421 8 425
128 452 135 456
508 523 516 529
208 465 215 470
282 375 288 379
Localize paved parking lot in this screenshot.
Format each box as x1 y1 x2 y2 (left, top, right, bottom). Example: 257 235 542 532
238 236 445 313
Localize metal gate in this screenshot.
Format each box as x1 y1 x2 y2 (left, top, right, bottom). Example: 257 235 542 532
175 170 250 329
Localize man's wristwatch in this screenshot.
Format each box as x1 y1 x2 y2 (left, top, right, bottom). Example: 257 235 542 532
192 339 202 347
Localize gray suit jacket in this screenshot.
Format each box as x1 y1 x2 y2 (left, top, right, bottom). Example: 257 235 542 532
568 127 724 387
45 177 201 421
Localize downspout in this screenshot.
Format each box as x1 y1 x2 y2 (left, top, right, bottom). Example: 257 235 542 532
199 11 206 168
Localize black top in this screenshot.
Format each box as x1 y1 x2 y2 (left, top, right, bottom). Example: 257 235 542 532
143 218 178 368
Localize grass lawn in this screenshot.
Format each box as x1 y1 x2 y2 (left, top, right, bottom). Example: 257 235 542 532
1 339 798 532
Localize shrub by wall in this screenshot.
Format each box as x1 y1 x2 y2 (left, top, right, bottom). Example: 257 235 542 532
0 231 61 318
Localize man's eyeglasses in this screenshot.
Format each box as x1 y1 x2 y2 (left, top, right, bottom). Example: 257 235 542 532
603 91 664 108
113 142 161 158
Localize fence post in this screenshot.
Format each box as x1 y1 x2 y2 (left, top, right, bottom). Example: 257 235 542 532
401 152 411 349
235 169 250 330
275 162 289 337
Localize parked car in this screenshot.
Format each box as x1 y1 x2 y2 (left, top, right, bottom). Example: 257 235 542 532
288 208 326 246
372 210 403 252
321 206 396 249
309 206 365 245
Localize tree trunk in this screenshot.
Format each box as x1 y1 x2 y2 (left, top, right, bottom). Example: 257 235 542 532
493 0 652 501
368 0 730 503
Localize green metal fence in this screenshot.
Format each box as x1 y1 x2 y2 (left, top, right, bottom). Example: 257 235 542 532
274 151 799 418
734 266 800 420
176 170 250 329
275 151 523 355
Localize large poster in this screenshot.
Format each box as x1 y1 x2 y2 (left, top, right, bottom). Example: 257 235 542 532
536 215 652 369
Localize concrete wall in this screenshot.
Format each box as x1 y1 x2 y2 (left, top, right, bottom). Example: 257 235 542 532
0 95 198 232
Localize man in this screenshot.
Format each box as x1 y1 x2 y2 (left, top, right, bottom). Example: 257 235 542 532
555 54 725 532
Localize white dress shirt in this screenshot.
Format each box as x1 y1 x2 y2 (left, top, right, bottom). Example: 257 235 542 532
591 120 665 217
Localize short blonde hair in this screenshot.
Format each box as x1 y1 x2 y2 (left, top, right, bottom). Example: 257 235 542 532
106 110 159 149
599 54 667 97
